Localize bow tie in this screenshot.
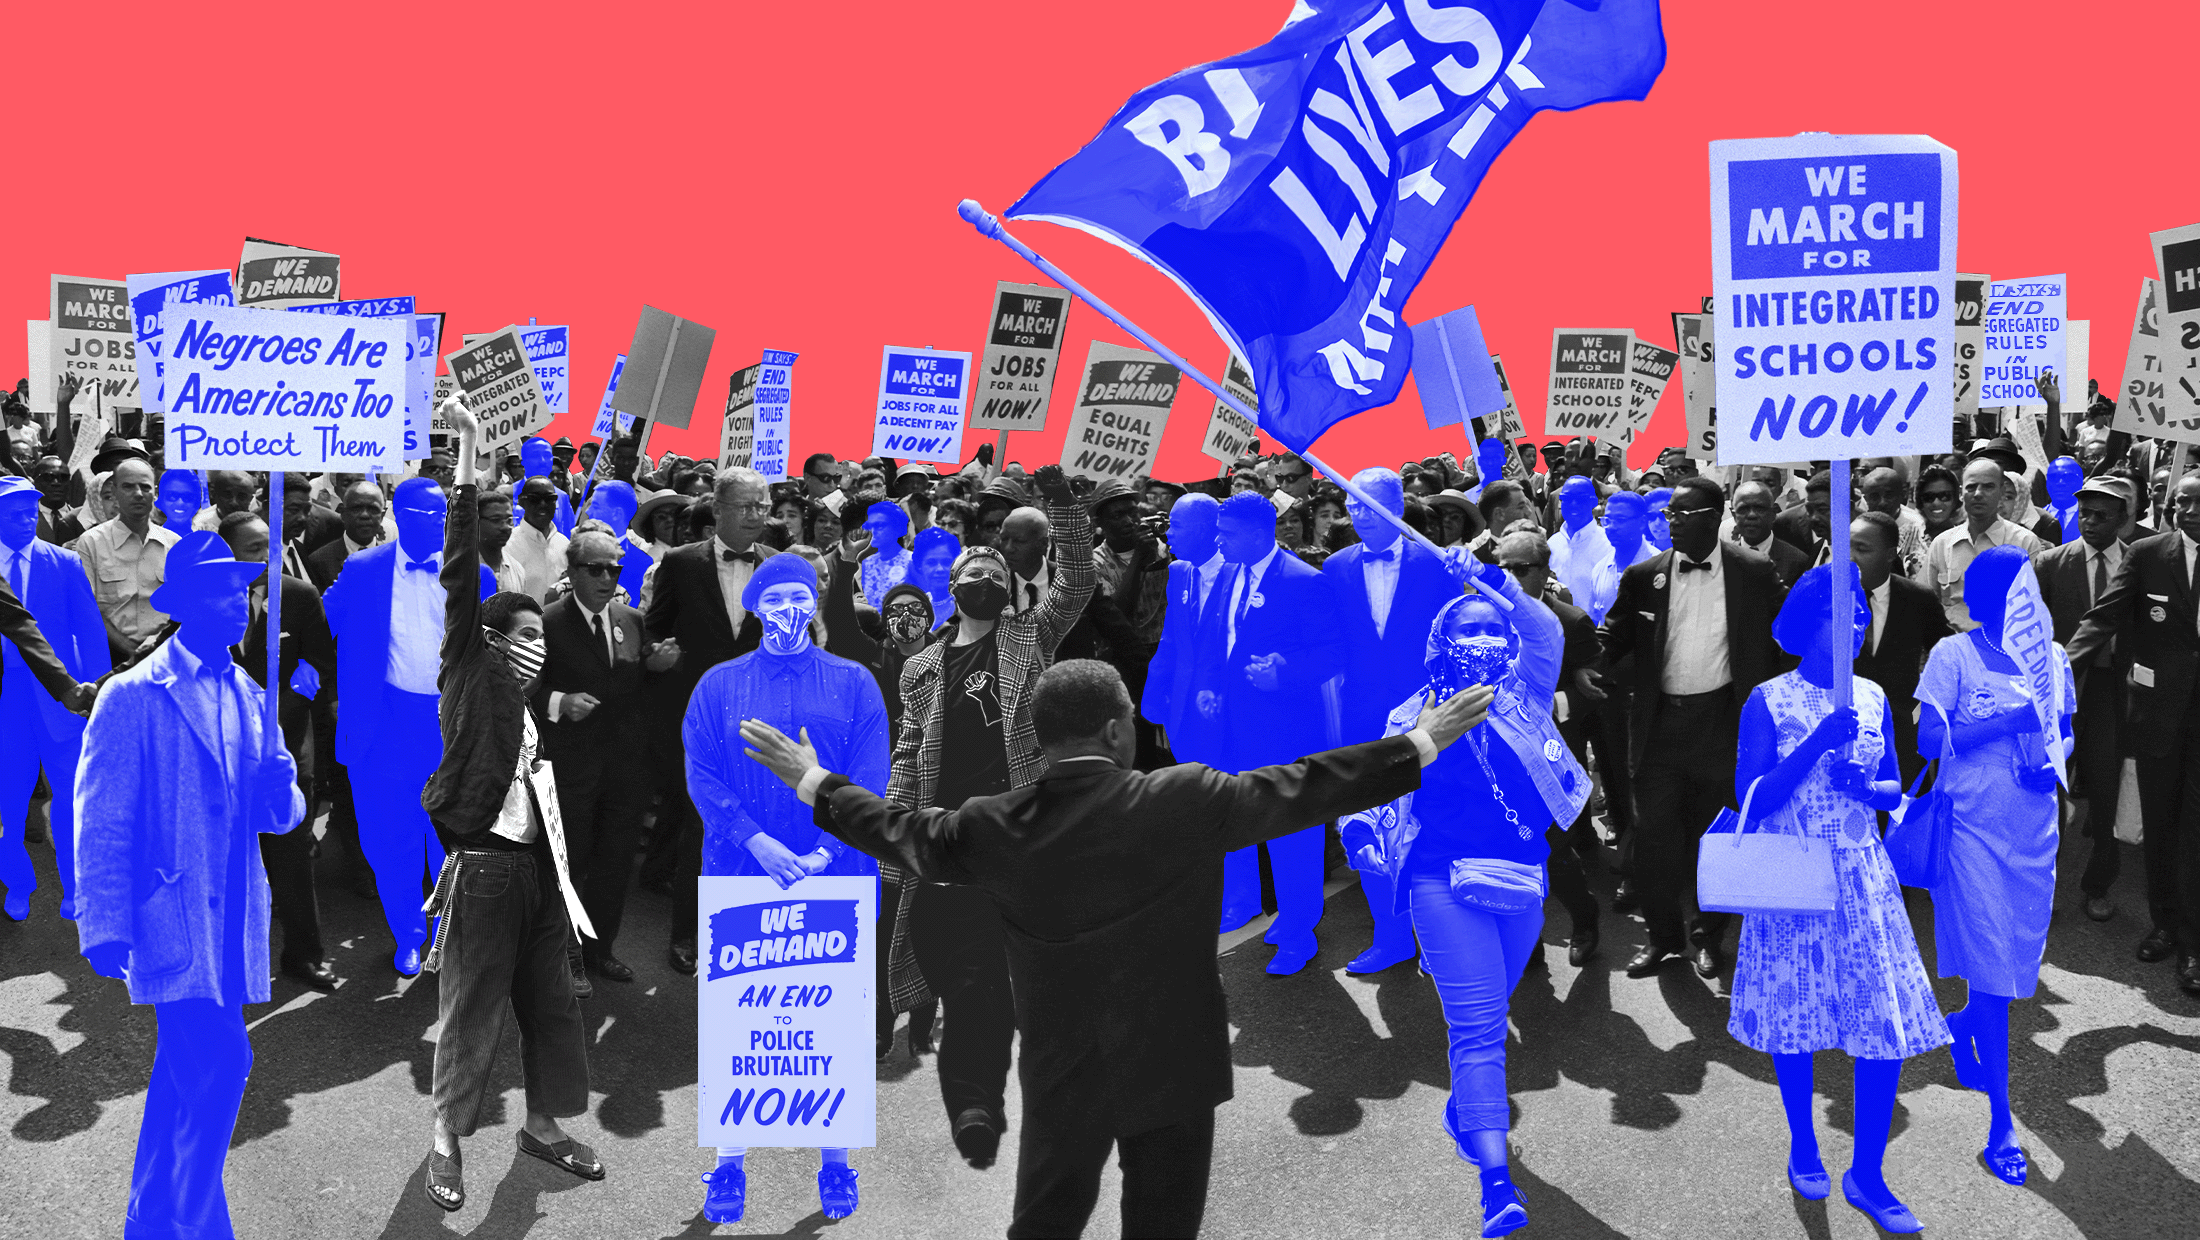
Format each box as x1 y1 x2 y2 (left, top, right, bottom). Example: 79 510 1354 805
721 547 757 564
1678 558 1711 574
402 558 436 573
1364 546 1397 563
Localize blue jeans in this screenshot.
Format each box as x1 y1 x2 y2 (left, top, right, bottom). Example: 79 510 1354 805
1406 866 1544 1134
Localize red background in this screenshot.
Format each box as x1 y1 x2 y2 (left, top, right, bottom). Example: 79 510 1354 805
7 1 2192 481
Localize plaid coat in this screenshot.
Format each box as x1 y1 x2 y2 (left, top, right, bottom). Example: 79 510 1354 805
877 497 1094 1011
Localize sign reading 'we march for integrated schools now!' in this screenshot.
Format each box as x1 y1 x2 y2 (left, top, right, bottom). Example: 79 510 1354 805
1545 330 1633 437
1710 133 1959 464
158 303 408 470
871 347 970 463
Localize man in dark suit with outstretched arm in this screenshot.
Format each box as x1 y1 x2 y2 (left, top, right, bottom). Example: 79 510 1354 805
740 658 1489 1240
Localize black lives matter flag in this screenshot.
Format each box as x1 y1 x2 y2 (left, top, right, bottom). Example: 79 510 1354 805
970 281 1071 433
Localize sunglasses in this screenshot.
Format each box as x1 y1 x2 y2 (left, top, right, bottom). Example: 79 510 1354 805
572 562 620 579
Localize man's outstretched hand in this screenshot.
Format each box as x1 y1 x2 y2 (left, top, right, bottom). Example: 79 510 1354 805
1417 684 1494 750
741 719 819 789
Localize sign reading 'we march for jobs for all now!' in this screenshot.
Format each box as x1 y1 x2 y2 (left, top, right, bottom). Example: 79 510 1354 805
1710 133 1958 464
158 303 407 470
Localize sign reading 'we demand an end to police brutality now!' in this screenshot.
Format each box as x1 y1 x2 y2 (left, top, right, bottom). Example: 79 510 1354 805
1710 133 1958 465
158 303 407 470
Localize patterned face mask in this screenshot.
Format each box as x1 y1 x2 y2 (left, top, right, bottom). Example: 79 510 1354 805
1437 634 1515 696
759 597 816 655
485 628 547 681
884 603 930 644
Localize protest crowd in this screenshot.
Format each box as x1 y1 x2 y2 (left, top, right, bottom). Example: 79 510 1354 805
0 348 2170 1237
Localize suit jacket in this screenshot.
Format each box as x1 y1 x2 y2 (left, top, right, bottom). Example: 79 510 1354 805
72 637 306 1005
239 576 336 770
1772 507 1824 564
1 539 102 736
1597 543 1787 768
2069 529 2194 758
1729 534 1810 589
298 505 344 555
531 593 651 764
1549 592 1599 753
1854 574 1951 725
641 539 765 704
37 504 84 547
2036 537 2121 647
1323 540 1464 744
303 535 365 594
812 733 1424 1136
1143 557 1237 764
321 535 496 766
1201 548 1343 769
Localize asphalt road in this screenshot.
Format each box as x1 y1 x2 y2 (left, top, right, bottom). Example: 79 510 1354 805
1 813 2194 1240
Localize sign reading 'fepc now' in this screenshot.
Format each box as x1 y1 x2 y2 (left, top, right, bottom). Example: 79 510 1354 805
1710 133 1958 465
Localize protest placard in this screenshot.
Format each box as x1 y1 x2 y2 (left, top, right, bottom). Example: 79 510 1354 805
719 363 761 470
969 281 1071 433
1061 341 1180 483
518 325 571 414
157 302 406 471
2113 278 2200 444
871 347 970 464
698 876 875 1149
1951 273 1988 420
432 375 456 439
1488 356 1526 443
52 276 138 410
446 326 555 450
284 297 432 457
1619 339 1680 456
26 321 52 415
1545 330 1633 437
2151 221 2200 347
611 306 717 429
753 349 797 480
126 271 234 415
1199 351 1260 465
1672 312 1717 459
236 237 340 308
289 296 415 320
590 354 630 439
1710 133 1959 464
1412 306 1505 431
1981 274 2065 409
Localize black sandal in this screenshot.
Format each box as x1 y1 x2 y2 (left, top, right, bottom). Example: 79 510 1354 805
424 1149 464 1211
518 1129 605 1181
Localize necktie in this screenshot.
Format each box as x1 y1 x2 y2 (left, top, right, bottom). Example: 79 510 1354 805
592 612 610 664
7 550 25 602
403 557 435 574
2092 548 2108 604
1364 546 1397 563
721 547 756 564
285 541 306 580
1679 558 1711 574
1023 581 1039 612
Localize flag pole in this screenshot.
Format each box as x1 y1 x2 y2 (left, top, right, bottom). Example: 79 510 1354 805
956 199 1508 610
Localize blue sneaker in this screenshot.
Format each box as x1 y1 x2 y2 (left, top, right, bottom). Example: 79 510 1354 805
702 1165 746 1224
819 1163 860 1218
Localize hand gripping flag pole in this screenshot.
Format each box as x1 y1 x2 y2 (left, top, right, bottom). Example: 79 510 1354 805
957 199 1510 611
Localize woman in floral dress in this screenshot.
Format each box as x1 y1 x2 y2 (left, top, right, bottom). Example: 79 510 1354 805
1915 542 2073 1187
1728 563 1950 1235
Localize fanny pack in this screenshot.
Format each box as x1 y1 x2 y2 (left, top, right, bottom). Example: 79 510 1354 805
1447 857 1547 914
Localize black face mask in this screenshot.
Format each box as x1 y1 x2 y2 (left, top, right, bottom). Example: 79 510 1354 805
952 578 1011 622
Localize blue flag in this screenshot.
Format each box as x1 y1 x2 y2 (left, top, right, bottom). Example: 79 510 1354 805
1007 0 1664 453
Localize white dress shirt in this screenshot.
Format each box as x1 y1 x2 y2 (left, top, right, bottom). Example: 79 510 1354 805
488 708 542 844
1867 578 1892 655
1012 561 1053 616
387 549 444 694
1226 545 1281 657
1195 551 1226 612
507 520 569 603
2082 538 2125 606
1360 540 1404 637
714 536 759 633
1662 549 1732 696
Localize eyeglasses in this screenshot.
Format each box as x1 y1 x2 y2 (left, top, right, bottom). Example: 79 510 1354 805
726 502 771 516
1667 506 1720 521
572 562 620 578
1274 471 1310 484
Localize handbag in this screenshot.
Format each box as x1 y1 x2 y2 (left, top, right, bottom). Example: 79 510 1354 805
1448 856 1548 914
1883 762 1953 888
1696 776 1837 916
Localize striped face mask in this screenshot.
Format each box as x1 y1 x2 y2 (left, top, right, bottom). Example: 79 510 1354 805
485 628 547 681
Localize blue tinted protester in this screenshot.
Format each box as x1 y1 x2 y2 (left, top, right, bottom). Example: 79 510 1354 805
909 524 960 626
580 480 651 602
519 436 576 537
323 472 494 975
417 400 602 1212
1342 559 1587 1238
155 468 201 532
857 497 912 609
1915 543 2074 1186
684 549 889 1223
1547 476 1615 624
1645 486 1673 552
0 474 104 921
1728 564 1949 1234
74 530 306 1239
1200 491 1341 975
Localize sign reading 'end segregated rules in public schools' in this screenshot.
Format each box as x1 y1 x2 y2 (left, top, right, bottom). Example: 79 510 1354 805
872 347 970 464
1710 133 1958 464
448 326 556 451
698 877 874 1149
1545 330 1633 437
753 350 797 480
970 282 1071 433
1981 275 2065 407
158 303 407 470
1062 340 1181 483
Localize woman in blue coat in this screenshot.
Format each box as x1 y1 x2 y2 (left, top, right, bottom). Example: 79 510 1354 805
1341 561 1589 1239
